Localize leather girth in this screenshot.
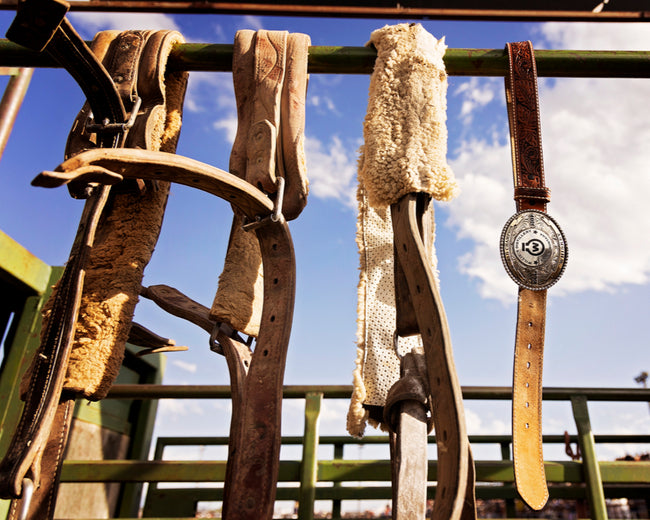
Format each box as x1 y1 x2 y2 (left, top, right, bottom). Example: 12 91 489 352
505 40 550 511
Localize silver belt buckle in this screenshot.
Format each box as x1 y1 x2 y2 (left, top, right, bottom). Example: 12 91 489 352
500 209 568 290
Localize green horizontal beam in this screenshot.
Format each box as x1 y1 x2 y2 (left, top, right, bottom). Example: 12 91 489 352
154 433 650 447
61 459 650 484
0 40 649 78
141 481 650 507
107 383 650 401
0 229 51 295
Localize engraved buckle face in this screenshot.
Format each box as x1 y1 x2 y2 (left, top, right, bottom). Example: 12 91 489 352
500 209 568 290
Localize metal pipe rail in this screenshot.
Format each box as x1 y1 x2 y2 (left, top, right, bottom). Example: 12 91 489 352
1 40 650 77
96 384 650 519
106 383 650 401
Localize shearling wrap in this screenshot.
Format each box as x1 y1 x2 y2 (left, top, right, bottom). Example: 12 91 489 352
347 23 458 437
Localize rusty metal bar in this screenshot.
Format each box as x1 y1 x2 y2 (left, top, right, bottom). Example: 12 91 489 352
0 67 32 162
1 40 650 78
0 0 648 21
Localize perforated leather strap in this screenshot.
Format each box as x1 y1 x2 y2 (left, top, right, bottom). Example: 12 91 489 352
505 40 549 510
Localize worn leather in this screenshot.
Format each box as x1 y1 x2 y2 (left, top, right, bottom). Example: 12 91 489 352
0 4 125 508
391 193 474 520
505 40 550 510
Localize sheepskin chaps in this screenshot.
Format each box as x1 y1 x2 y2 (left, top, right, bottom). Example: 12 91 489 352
347 23 458 437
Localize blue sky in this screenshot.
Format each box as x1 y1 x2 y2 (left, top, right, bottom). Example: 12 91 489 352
0 11 649 510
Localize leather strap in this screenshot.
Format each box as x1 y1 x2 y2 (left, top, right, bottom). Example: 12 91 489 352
35 145 295 520
505 40 549 510
1 8 184 516
390 193 474 520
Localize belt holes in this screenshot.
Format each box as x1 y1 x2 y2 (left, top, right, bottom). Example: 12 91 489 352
525 423 529 429
525 402 529 408
442 430 448 441
527 343 532 349
526 361 531 368
270 315 276 322
402 243 407 252
427 328 432 336
436 377 441 386
272 243 278 251
416 285 421 293
273 278 279 285
528 321 533 327
525 382 530 388
263 349 269 357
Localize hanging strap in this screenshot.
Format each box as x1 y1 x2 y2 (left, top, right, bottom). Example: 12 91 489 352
0 0 125 507
1 4 188 516
389 193 475 520
501 40 568 511
210 29 310 338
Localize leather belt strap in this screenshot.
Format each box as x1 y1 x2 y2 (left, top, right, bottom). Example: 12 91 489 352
389 193 476 520
503 41 568 511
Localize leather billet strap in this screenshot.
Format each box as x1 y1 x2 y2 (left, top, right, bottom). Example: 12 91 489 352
503 41 567 510
389 193 476 520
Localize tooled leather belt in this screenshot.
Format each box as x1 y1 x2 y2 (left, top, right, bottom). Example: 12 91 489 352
501 41 568 510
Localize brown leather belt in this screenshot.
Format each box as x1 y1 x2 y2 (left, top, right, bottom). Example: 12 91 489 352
501 41 568 511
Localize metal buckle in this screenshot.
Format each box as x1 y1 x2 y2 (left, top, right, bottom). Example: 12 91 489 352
242 176 285 232
500 209 568 290
85 95 142 136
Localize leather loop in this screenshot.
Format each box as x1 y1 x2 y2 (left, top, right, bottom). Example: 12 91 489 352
383 351 432 435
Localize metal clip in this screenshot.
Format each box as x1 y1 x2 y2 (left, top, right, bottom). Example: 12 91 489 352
209 323 224 355
242 177 285 232
18 478 34 520
85 96 142 135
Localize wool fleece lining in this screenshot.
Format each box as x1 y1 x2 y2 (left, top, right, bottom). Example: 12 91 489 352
347 23 458 437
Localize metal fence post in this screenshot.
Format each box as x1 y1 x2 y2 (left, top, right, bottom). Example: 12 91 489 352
571 395 608 520
299 391 323 520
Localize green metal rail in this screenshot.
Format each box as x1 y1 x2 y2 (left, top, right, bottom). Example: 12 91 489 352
1 41 650 78
66 384 650 519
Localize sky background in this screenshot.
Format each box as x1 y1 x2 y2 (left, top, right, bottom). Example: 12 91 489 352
0 9 649 515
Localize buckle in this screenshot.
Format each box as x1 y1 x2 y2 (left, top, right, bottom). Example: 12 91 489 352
85 95 141 137
500 209 568 290
242 176 285 232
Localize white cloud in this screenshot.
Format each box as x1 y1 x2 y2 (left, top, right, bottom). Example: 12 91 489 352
69 12 180 34
240 15 264 32
304 135 358 208
446 23 650 303
172 359 198 373
454 77 499 123
308 94 339 115
213 115 238 144
536 22 650 50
